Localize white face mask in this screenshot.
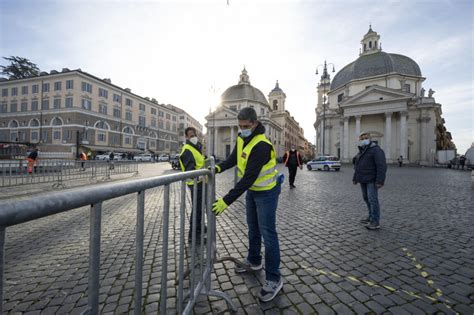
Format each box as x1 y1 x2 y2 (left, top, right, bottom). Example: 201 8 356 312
189 137 198 145
358 139 370 146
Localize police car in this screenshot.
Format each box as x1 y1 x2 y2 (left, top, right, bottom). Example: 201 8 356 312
307 155 341 171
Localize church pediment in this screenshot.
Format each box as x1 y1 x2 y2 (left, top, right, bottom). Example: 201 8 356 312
205 106 238 120
340 86 413 107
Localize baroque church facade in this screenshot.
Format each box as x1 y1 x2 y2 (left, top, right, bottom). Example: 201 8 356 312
205 69 311 160
314 27 455 165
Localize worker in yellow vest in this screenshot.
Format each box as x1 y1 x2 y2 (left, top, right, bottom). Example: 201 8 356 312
179 127 206 243
212 107 283 302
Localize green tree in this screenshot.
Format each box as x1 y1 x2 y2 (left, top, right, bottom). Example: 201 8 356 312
0 56 40 79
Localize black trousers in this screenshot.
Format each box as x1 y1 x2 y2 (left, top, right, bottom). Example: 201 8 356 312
288 166 298 186
188 182 203 237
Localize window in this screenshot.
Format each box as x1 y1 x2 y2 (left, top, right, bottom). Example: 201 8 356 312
66 80 74 89
159 111 164 117
54 81 62 91
31 100 38 111
65 97 73 108
180 115 185 119
125 137 131 145
10 102 17 112
151 118 157 127
32 84 39 93
10 132 18 142
158 120 164 129
369 41 372 48
54 98 61 109
172 123 176 132
31 131 39 141
151 108 157 115
139 103 145 111
1 89 7 97
22 86 28 95
42 130 48 141
111 134 120 144
81 82 92 93
53 130 61 140
166 121 170 130
125 98 132 106
125 111 132 121
11 87 18 96
172 116 176 121
0 103 7 113
404 84 411 93
113 93 121 102
166 113 170 119
99 88 108 98
337 93 344 103
98 133 106 142
82 99 92 110
139 116 146 127
42 83 50 92
99 104 108 115
42 99 49 110
64 130 73 140
21 101 28 112
113 108 121 118
260 108 264 116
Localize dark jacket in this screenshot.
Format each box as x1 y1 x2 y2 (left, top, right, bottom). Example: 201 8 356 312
217 122 272 206
179 141 203 172
353 142 387 184
283 150 302 167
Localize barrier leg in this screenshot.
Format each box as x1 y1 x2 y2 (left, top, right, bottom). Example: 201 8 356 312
88 202 102 315
160 185 170 314
0 227 5 315
134 191 145 315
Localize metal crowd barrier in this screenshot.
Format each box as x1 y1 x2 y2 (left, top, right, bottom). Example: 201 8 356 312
0 159 139 188
0 157 236 314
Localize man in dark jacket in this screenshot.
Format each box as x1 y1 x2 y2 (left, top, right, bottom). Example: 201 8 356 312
211 107 283 302
353 132 387 230
179 127 205 243
283 145 303 189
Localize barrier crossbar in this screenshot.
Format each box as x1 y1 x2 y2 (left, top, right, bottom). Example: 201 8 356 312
0 157 236 314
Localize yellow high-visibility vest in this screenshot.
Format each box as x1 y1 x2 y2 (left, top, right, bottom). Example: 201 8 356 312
179 144 205 186
237 134 278 191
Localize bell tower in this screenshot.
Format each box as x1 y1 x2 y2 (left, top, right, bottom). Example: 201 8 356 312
268 80 286 112
360 24 381 55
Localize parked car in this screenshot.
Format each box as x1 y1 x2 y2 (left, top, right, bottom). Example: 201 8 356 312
95 153 111 160
158 154 169 162
113 152 125 160
307 155 341 171
169 154 180 170
134 153 153 162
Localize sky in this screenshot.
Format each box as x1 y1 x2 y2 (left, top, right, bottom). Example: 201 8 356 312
1 0 473 153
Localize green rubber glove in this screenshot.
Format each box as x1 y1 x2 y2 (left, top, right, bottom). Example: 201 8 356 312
212 198 228 215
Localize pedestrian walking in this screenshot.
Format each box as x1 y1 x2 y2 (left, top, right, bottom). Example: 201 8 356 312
459 155 466 170
80 151 87 171
283 145 303 189
353 132 387 230
397 155 403 167
109 152 115 170
211 107 284 302
179 127 206 243
27 147 39 174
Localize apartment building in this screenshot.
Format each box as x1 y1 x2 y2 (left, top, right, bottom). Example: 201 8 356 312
0 68 184 158
165 104 203 145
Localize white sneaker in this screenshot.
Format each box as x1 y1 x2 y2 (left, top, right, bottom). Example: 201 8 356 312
234 259 263 273
259 279 283 302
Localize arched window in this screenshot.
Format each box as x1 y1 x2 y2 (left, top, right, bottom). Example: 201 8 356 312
29 119 40 127
369 41 372 48
123 126 134 134
52 117 63 126
9 120 19 128
149 131 158 138
95 120 110 130
273 100 278 111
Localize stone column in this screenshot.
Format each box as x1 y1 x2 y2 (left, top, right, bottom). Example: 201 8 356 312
385 112 392 161
355 115 361 137
339 119 344 159
214 127 219 157
230 126 235 146
343 117 349 161
400 111 408 160
207 127 212 157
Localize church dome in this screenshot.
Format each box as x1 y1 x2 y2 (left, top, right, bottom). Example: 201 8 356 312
221 68 269 106
330 51 422 90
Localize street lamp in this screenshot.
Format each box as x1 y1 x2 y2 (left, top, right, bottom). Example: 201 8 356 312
315 60 335 155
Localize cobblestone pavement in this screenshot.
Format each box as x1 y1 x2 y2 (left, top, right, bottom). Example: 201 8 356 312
1 163 473 314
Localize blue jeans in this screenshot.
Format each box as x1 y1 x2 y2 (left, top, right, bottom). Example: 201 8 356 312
245 183 281 282
360 182 380 224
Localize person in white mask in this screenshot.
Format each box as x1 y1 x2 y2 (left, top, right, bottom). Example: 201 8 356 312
352 132 387 230
179 127 205 243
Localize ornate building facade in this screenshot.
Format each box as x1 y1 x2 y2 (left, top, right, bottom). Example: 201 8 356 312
314 27 455 165
205 69 311 160
0 69 199 158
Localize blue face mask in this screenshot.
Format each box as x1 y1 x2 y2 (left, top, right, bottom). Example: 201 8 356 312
240 129 252 138
358 139 370 146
